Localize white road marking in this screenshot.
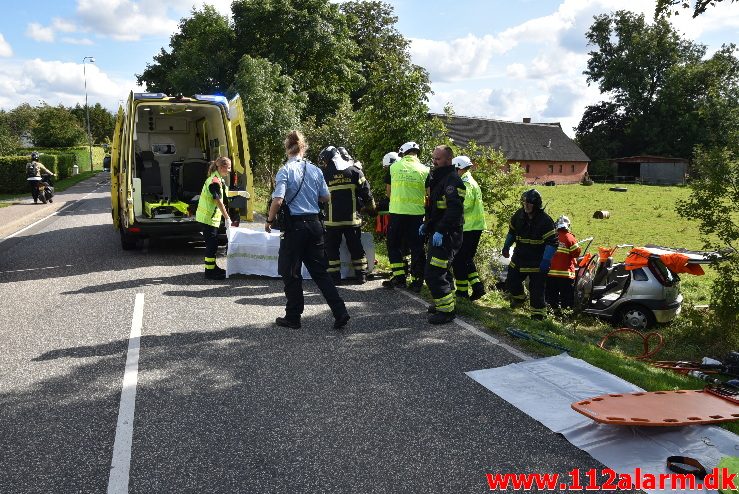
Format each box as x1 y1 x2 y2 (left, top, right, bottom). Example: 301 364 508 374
108 293 144 494
0 188 101 244
396 289 532 361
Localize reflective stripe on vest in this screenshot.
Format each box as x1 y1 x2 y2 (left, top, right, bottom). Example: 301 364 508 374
389 156 427 215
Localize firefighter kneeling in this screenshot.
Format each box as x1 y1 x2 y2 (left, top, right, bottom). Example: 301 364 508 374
422 145 466 324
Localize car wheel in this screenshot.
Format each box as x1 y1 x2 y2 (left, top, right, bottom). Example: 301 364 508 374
618 305 656 330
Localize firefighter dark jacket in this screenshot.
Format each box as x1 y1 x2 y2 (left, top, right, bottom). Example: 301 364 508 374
322 163 374 227
425 165 465 234
508 209 557 272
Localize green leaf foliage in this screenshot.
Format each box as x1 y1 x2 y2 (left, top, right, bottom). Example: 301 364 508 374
32 104 86 148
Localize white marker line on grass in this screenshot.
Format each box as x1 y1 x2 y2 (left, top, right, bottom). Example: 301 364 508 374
395 289 532 361
108 293 144 494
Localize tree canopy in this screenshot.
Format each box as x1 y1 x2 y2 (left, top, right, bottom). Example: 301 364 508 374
32 104 87 148
576 11 739 162
654 0 737 18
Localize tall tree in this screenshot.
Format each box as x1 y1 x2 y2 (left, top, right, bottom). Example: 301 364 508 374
70 103 116 144
137 5 236 95
32 104 86 148
229 55 306 184
231 0 364 123
0 111 19 154
340 1 410 106
655 0 737 18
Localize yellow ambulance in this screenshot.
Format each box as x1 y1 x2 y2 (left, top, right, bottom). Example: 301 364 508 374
110 92 253 249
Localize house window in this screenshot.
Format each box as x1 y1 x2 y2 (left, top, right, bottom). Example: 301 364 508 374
559 164 563 173
525 164 530 173
548 164 554 173
571 164 575 173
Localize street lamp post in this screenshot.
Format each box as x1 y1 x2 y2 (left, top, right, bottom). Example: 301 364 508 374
82 56 95 171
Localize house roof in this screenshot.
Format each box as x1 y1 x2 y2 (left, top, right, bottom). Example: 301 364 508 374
433 113 591 163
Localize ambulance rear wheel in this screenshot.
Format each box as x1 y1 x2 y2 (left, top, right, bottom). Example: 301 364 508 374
120 226 138 250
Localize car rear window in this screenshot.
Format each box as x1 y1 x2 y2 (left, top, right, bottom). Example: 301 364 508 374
649 259 679 286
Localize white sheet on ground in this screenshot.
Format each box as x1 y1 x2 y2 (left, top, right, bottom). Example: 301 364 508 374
226 227 375 279
467 354 738 494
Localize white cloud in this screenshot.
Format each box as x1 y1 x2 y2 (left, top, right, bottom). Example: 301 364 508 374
0 34 12 57
75 0 179 41
52 18 78 33
0 58 143 111
26 23 55 42
61 37 94 45
506 63 527 79
410 34 510 83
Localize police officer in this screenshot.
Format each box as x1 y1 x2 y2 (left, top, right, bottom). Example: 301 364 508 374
318 145 375 285
450 155 487 301
501 189 557 320
422 145 465 324
195 156 231 280
265 131 350 330
383 142 428 292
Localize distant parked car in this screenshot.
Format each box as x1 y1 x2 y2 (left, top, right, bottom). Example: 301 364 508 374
103 155 111 172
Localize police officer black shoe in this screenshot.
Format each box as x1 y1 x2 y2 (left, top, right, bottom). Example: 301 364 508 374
275 317 301 329
408 279 424 293
428 311 456 325
204 269 226 280
333 313 350 329
470 284 486 301
213 265 226 275
382 276 406 289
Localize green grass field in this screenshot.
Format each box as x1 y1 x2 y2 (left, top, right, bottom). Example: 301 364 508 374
519 183 716 305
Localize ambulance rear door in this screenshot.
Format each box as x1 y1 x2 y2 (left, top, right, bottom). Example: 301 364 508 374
227 94 254 221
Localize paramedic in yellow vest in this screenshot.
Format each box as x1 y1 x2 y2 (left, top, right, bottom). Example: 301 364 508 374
382 141 429 292
450 156 487 301
195 156 231 280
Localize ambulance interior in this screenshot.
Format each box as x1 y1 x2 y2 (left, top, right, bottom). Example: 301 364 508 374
132 103 228 219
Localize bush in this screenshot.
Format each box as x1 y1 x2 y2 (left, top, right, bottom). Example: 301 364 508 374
0 155 31 193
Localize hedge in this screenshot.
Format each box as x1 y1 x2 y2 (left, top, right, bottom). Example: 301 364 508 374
0 155 33 194
0 146 105 193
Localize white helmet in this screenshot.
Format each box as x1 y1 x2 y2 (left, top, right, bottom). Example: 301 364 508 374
555 215 571 231
382 151 399 168
398 141 420 155
452 155 473 170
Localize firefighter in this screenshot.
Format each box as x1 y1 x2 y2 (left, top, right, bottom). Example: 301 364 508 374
450 155 487 301
383 141 428 292
422 145 465 324
546 215 581 311
501 189 557 320
318 145 375 285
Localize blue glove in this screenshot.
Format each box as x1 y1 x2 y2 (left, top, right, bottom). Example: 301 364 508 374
540 244 556 274
418 223 427 236
432 232 443 247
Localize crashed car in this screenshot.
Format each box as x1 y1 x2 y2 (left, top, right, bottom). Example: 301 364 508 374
574 245 713 329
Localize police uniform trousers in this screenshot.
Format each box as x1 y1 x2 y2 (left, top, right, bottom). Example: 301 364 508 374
386 213 426 281
506 266 547 318
325 226 366 281
545 276 575 309
451 229 482 296
277 214 347 323
425 230 463 313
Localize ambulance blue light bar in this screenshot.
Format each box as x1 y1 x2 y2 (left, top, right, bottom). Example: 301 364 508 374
134 93 167 100
194 94 228 107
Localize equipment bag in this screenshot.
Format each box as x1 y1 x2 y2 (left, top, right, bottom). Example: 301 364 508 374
26 161 39 178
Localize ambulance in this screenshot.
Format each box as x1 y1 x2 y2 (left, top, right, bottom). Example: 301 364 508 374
110 92 253 249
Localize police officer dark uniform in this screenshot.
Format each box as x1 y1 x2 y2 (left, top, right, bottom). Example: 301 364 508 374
318 145 375 284
502 189 557 320
266 131 350 330
422 145 465 324
383 141 429 292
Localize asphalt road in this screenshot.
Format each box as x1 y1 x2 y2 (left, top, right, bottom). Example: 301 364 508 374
0 176 615 493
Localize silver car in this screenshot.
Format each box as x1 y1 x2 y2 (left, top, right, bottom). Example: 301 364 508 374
574 245 710 329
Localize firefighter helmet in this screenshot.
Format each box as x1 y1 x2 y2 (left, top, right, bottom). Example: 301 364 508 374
382 152 399 168
555 215 571 231
318 146 338 167
452 155 473 170
398 141 420 155
523 189 543 210
337 147 352 162
30 151 40 161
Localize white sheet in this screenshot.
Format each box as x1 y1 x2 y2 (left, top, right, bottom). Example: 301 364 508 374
225 227 375 279
467 354 739 494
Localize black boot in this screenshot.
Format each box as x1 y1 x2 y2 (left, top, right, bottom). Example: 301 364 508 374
204 269 226 280
470 283 486 301
382 276 406 289
428 311 456 324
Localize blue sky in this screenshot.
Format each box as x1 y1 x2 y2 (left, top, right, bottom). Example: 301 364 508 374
0 0 737 137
